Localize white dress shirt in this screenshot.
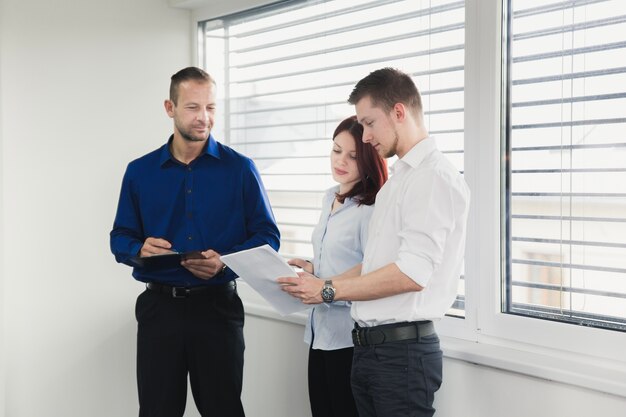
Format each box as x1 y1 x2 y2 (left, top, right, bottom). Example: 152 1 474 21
352 137 470 327
305 186 374 350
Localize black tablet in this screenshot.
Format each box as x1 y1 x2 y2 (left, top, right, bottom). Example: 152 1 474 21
129 251 204 271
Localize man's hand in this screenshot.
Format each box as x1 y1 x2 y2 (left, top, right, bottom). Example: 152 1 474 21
277 272 324 304
181 249 225 280
140 237 175 257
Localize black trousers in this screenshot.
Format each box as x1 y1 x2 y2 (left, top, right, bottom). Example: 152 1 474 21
351 333 443 417
308 346 359 417
135 283 245 417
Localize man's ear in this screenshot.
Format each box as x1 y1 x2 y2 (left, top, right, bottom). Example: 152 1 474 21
164 99 175 117
392 102 407 123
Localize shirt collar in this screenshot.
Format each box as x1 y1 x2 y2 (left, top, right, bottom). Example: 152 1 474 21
159 134 221 167
327 185 359 210
391 136 437 174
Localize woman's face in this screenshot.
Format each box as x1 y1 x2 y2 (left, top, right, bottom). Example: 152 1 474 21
331 131 360 190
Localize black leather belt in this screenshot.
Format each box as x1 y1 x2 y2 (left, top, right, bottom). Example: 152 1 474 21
352 321 435 346
146 280 236 298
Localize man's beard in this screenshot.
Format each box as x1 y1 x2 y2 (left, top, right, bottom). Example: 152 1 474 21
384 130 400 158
177 120 210 142
181 131 208 142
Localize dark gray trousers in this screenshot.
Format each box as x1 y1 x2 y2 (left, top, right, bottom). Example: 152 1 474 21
351 333 443 417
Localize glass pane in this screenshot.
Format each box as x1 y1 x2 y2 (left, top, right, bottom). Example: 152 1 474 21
506 0 626 331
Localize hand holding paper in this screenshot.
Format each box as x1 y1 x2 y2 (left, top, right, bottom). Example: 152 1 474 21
220 245 313 316
277 272 325 305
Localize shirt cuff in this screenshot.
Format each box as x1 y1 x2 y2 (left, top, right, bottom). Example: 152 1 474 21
126 241 143 262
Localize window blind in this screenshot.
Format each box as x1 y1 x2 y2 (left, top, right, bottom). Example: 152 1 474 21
505 0 626 330
199 0 465 315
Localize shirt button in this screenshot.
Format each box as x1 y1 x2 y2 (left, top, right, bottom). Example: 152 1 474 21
188 236 193 240
187 189 192 194
188 167 192 171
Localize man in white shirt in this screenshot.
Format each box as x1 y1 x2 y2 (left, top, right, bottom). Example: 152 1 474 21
279 67 470 417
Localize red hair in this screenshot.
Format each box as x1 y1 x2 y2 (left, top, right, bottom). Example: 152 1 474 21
334 116 388 206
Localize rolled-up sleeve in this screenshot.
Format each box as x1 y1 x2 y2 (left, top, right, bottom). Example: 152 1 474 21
395 170 456 287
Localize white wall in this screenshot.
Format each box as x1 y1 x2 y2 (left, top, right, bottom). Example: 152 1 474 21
242 313 311 417
0 0 6 412
437 358 626 417
0 0 191 415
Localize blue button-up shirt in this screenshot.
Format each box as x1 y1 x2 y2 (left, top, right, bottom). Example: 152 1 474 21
110 135 280 286
304 186 374 350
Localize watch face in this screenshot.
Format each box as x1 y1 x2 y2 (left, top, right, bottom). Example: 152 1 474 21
321 285 335 302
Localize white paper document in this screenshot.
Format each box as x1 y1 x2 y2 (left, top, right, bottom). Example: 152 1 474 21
220 244 311 316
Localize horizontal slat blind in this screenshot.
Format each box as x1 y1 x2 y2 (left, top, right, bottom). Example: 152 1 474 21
200 0 465 315
506 0 626 331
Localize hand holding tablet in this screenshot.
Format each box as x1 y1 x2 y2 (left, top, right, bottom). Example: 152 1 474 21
129 250 204 271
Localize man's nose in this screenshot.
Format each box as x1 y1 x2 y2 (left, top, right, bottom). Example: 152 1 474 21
197 110 209 122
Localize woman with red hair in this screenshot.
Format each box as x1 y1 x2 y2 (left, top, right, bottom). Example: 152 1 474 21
289 115 387 417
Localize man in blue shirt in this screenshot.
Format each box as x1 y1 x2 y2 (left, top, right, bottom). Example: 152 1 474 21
110 66 280 417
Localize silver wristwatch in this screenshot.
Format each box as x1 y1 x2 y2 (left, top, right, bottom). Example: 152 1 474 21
321 280 336 303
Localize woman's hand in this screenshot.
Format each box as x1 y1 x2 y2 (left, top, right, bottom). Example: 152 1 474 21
288 258 314 274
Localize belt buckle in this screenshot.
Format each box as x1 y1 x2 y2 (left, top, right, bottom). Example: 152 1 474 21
357 329 367 346
352 328 363 346
172 287 189 298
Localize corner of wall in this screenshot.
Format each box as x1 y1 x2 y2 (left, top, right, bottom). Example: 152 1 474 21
0 0 6 414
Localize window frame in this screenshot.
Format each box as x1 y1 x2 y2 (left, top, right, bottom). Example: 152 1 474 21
458 0 625 396
189 0 626 397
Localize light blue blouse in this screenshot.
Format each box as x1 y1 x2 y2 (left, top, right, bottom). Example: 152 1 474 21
304 186 374 350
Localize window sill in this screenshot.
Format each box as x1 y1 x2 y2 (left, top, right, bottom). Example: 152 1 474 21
440 335 626 398
238 281 626 398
